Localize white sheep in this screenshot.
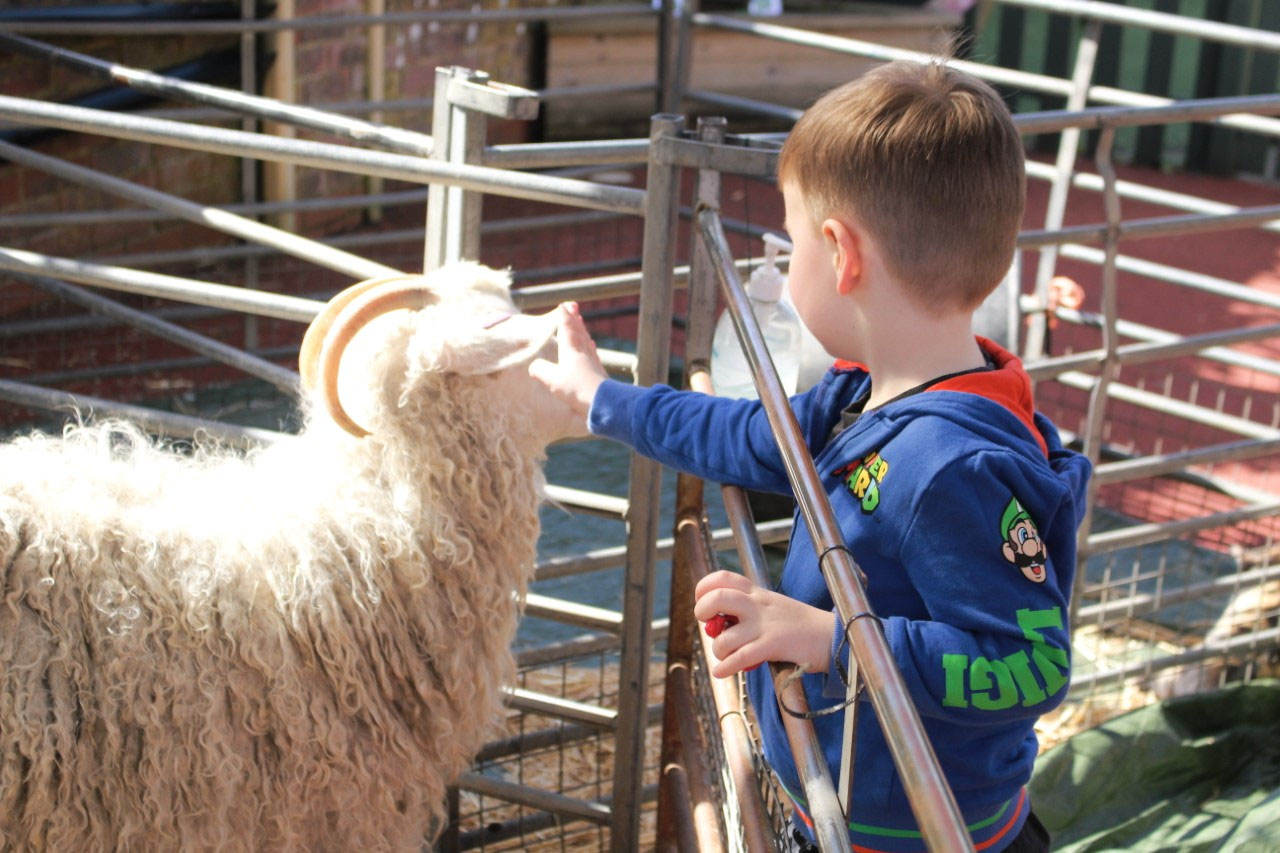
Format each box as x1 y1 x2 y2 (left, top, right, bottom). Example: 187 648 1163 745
0 262 579 851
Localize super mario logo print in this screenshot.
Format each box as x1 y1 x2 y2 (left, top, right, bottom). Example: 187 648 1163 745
832 452 889 514
1000 497 1048 583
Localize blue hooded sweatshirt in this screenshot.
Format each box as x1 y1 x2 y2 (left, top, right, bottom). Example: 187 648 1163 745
589 338 1092 852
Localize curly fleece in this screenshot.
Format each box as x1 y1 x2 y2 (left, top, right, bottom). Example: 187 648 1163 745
0 265 554 851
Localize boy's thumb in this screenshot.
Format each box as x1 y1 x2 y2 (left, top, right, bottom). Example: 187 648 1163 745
527 357 552 384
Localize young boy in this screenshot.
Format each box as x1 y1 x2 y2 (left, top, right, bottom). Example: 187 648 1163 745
530 60 1091 852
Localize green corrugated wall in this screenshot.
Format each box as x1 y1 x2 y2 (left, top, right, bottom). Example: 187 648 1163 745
965 0 1279 179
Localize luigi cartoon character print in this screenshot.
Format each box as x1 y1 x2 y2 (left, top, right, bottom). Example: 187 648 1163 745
1001 497 1048 583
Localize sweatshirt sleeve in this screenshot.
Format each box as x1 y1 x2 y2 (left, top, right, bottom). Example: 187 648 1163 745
588 378 832 495
876 452 1075 725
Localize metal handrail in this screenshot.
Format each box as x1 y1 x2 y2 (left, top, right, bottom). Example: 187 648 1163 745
997 0 1280 52
688 14 1280 139
0 4 658 36
695 206 975 852
0 95 647 216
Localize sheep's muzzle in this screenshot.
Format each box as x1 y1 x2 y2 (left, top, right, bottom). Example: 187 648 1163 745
300 274 436 438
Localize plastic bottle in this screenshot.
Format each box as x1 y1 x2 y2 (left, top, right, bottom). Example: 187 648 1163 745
710 233 801 399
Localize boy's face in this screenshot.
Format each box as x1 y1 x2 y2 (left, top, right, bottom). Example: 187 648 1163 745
781 182 843 358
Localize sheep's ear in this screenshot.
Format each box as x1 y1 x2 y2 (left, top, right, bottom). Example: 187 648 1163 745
425 261 514 303
412 311 557 377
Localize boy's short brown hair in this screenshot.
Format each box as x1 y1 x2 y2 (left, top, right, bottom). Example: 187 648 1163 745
777 60 1025 314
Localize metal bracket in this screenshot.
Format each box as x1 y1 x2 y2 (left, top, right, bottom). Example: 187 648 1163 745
445 71 540 120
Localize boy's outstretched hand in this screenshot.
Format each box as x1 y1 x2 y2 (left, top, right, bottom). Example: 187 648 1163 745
694 570 833 678
528 301 608 428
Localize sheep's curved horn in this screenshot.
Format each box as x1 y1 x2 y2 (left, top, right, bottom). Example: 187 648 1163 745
299 275 411 392
318 280 436 438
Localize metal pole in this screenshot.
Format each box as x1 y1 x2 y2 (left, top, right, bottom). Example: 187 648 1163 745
1018 204 1280 247
695 206 974 852
691 14 1280 139
1024 159 1280 236
0 139 398 282
0 32 436 157
999 0 1280 52
0 5 659 35
424 67 456 272
0 247 323 322
716 482 851 853
15 273 299 394
0 378 286 450
1025 19 1101 361
610 113 685 853
1070 125 1122 625
0 96 647 215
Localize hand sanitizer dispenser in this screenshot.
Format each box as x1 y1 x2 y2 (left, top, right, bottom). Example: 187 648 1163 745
710 233 802 399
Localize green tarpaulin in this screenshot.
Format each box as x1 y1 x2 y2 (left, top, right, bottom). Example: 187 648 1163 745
1030 680 1280 852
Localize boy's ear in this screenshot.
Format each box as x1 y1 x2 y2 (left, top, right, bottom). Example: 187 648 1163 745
821 218 862 295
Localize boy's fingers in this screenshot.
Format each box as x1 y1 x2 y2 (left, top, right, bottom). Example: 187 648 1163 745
693 586 749 622
694 569 754 602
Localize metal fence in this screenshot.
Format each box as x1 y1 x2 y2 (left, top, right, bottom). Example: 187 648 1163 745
1 0 1279 851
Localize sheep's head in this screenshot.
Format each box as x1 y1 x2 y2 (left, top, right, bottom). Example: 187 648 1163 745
299 262 579 448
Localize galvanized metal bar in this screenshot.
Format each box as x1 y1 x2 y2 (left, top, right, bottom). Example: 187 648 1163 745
708 434 850 853
1019 204 1280 249
533 518 793 581
15 273 300 394
1056 244 1280 309
0 4 658 35
668 120 777 852
0 189 434 229
523 593 623 634
0 32 436 157
455 785 660 849
480 138 648 169
999 0 1280 52
1091 436 1280 488
1071 126 1128 624
454 772 613 825
690 15 1280 138
696 206 974 852
543 483 629 519
1024 160 1280 236
1022 319 1280 382
660 134 779 180
0 96 647 216
514 620 671 669
133 83 651 124
502 686 618 730
684 89 803 122
478 703 663 764
1068 625 1280 696
0 378 285 450
1078 564 1280 627
513 256 781 311
1025 18 1101 361
0 138 398 282
0 247 323 322
1054 371 1280 442
609 113 685 853
1014 93 1280 135
1083 498 1280 557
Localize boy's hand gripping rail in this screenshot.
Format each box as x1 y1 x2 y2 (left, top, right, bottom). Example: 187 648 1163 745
694 205 975 852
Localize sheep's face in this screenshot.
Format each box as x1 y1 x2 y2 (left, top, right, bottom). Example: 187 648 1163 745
301 262 585 450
